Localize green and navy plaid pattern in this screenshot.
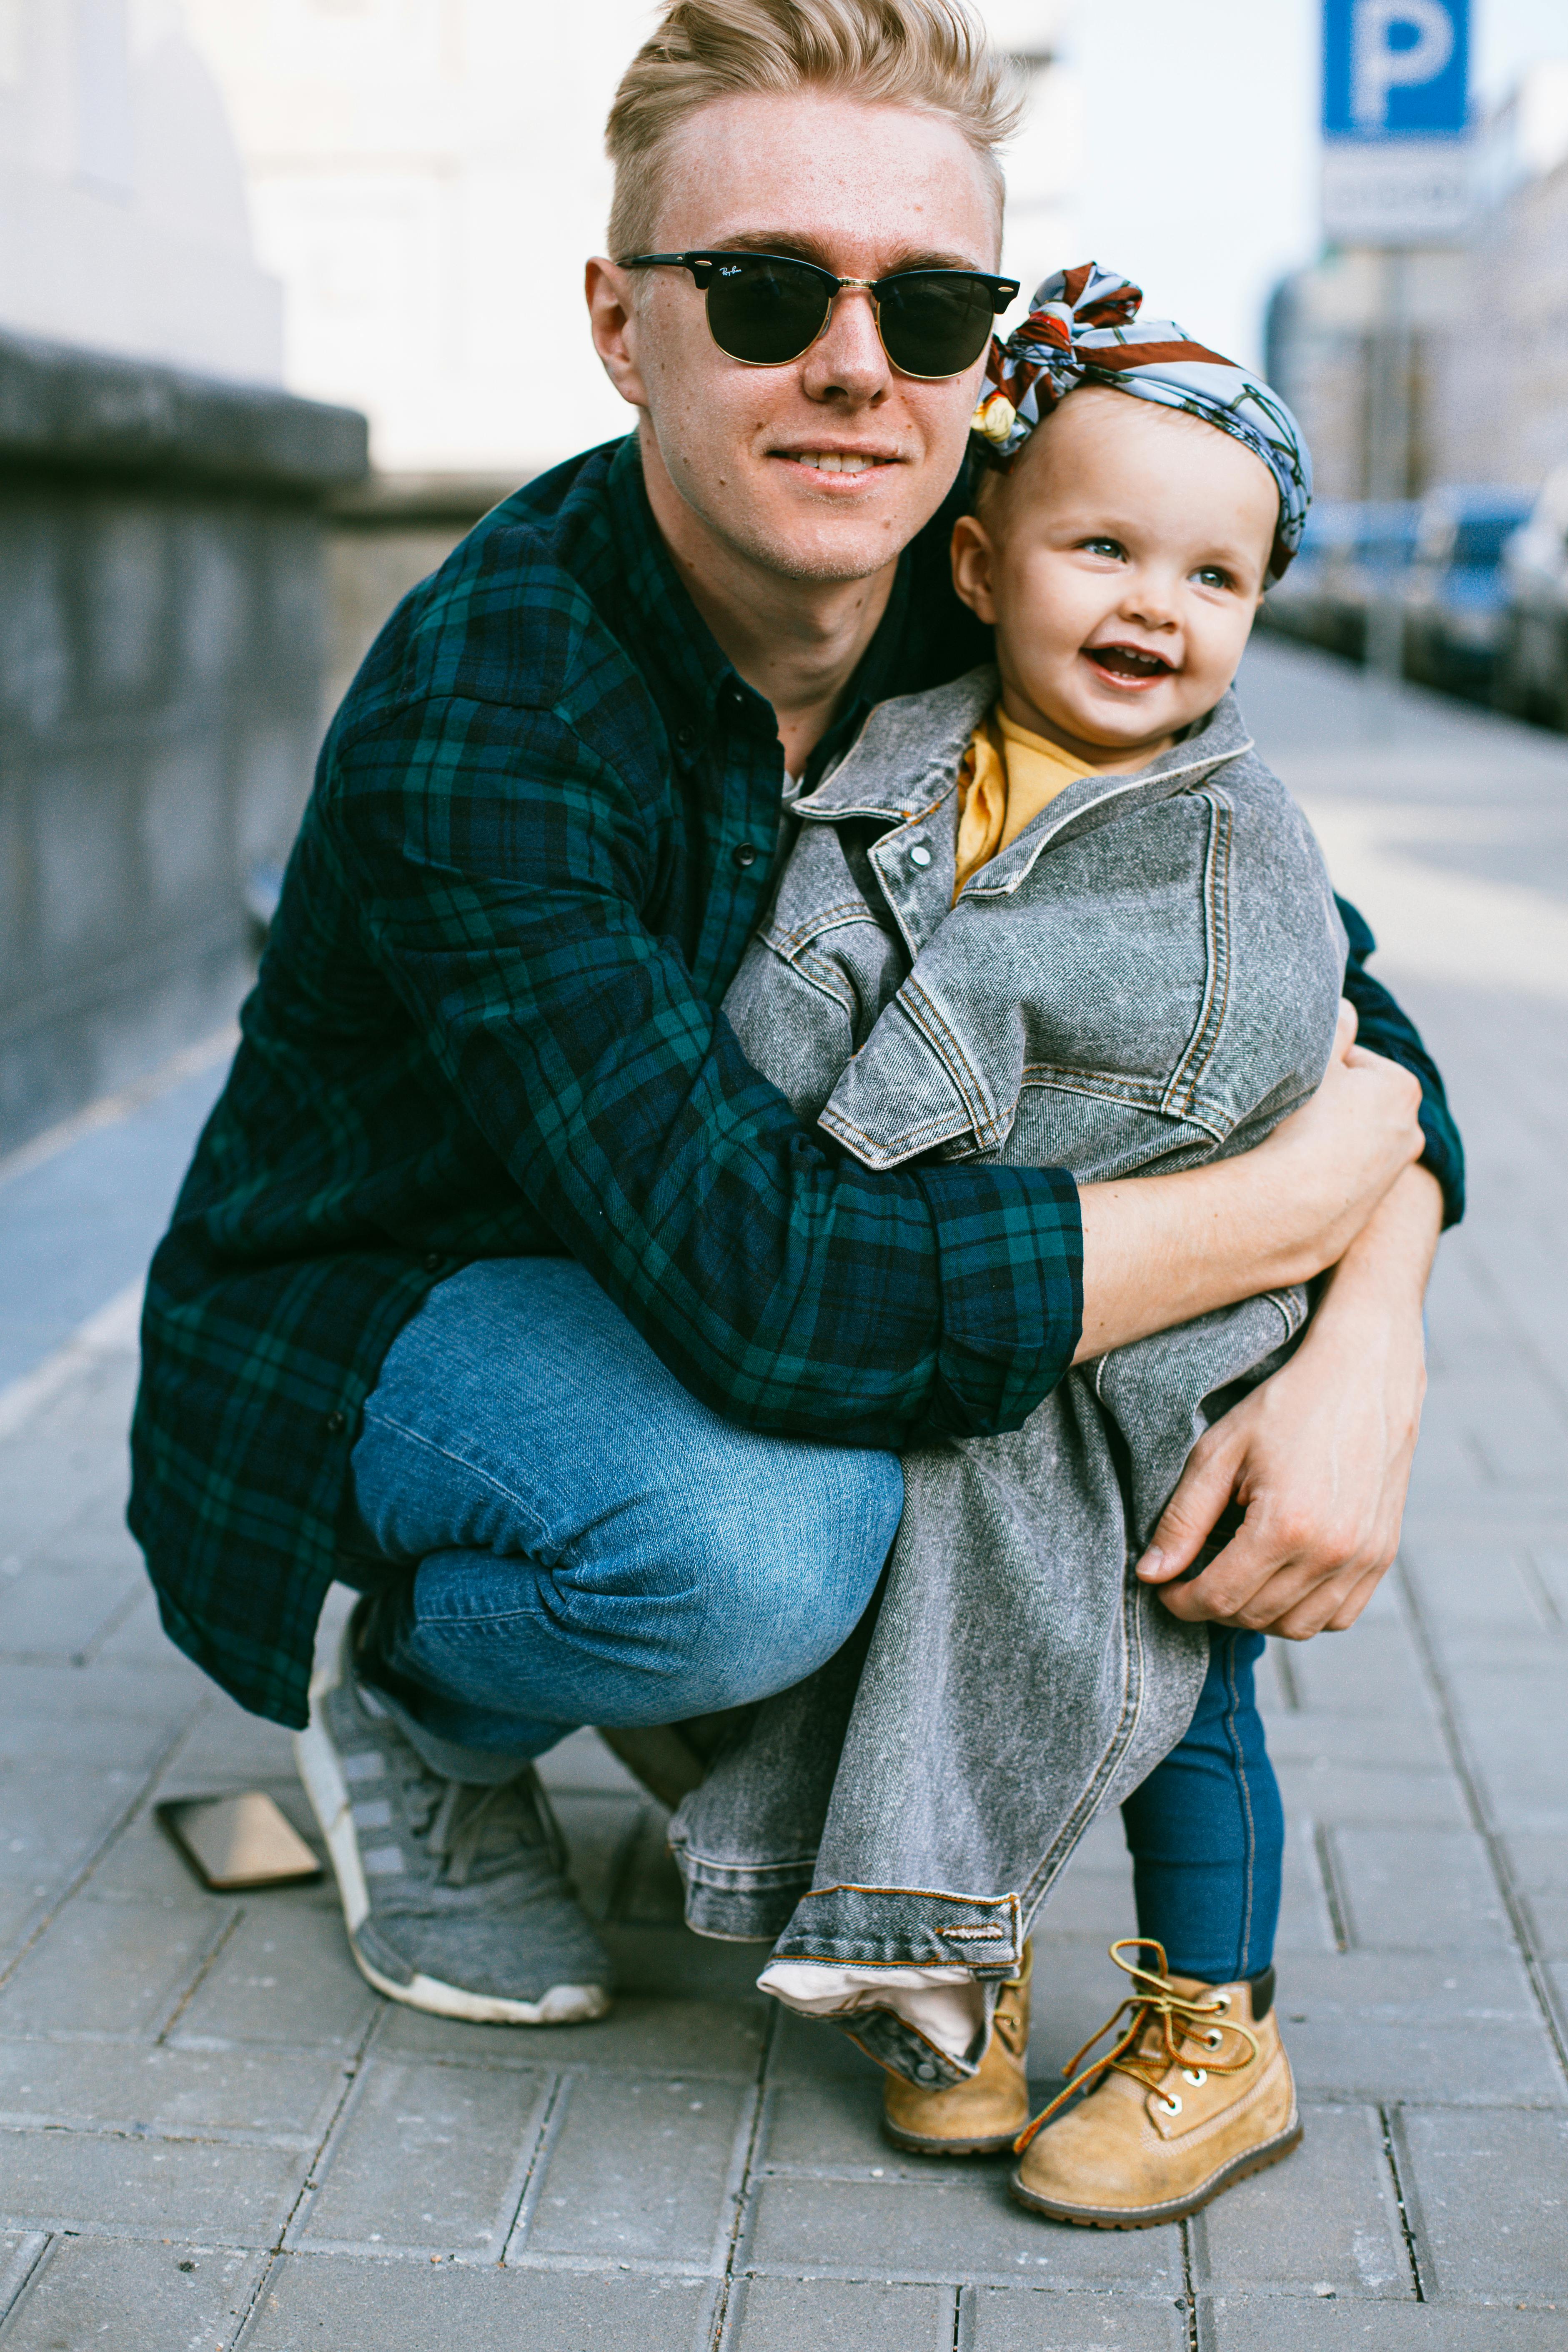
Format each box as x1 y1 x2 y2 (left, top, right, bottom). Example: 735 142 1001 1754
129 435 1463 1732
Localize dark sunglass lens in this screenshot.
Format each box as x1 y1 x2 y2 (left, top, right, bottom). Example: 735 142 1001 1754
877 273 997 377
705 258 832 365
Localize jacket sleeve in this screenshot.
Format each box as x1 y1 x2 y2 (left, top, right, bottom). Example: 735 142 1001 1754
326 694 1083 1450
1337 894 1465 1227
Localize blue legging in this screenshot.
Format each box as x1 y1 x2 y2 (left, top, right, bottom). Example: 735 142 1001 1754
1120 1628 1283 1983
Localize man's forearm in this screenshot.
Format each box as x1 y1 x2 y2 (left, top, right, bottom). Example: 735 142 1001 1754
1075 1152 1316 1363
1073 1014 1427 1363
1302 1161 1443 1346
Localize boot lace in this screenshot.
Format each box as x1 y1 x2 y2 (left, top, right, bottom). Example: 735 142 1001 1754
1013 1937 1259 2155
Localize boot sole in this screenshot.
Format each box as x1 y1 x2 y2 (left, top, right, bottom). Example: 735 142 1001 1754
293 1664 611 2029
1009 2117 1304 2228
883 2118 1024 2158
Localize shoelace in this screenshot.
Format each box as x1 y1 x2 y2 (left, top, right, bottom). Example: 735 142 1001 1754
408 1771 558 1889
1013 1936 1259 2154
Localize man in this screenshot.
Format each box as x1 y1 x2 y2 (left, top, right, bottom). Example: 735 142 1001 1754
130 0 1456 2034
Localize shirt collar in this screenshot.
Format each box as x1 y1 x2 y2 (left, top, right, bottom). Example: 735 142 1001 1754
600 433 921 779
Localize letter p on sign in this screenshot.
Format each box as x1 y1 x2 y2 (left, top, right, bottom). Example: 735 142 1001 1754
1323 0 1468 140
1354 1 1451 128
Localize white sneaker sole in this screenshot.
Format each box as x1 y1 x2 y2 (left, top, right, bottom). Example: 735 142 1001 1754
293 1658 611 2029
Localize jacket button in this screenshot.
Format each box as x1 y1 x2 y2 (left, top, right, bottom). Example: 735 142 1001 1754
324 1409 348 1436
909 843 932 868
675 724 698 753
732 841 758 869
423 1251 443 1273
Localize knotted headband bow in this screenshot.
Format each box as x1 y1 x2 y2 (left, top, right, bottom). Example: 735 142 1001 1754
970 261 1312 581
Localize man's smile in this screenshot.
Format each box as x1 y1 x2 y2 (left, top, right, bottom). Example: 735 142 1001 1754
771 442 905 487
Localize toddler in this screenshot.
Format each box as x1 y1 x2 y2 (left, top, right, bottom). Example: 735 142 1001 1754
673 265 1348 2228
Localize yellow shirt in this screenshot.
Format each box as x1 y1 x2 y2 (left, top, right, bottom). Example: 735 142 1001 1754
952 706 1098 900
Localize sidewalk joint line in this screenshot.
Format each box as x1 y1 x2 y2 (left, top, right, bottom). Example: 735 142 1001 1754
154 1902 245 2045
0 2230 51 2330
1311 1818 1354 1953
499 2069 572 2265
1395 1552 1568 2091
706 2001 778 2349
0 1708 202 1998
1379 2100 1427 2301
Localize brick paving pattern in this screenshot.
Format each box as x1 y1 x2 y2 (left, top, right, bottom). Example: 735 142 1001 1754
1 639 1565 2347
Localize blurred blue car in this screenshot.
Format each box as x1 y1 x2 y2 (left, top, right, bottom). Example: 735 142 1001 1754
1402 486 1536 700
1263 500 1418 662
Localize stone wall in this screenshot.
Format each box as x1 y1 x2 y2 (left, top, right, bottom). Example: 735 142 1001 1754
0 328 366 1153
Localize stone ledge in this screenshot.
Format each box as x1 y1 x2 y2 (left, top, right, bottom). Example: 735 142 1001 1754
0 329 368 496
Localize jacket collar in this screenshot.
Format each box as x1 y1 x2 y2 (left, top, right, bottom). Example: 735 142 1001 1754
794 665 1256 894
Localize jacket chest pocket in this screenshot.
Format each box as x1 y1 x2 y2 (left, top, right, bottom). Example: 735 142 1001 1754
720 822 912 1131
816 793 1232 1173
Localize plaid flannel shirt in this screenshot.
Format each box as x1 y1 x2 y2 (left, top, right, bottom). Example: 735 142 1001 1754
129 434 1464 1730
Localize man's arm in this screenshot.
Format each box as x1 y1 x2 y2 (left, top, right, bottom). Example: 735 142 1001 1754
1338 894 1465 1226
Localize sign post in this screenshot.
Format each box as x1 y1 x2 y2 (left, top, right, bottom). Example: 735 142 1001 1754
1320 1 1472 681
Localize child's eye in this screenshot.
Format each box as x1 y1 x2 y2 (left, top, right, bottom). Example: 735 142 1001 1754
1194 564 1235 591
1080 536 1126 560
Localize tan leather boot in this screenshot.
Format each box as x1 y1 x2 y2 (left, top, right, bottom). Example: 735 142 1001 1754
882 1944 1032 2156
1010 1939 1300 2227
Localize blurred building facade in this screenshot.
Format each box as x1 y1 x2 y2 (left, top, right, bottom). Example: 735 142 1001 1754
1266 59 1568 503
0 1 366 1152
0 0 283 377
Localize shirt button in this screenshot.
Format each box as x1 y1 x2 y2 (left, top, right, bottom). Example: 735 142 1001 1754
732 842 758 869
909 843 932 868
324 1409 348 1436
422 1251 443 1273
675 724 698 753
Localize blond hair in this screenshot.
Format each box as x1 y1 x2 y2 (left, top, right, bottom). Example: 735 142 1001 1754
605 0 1022 259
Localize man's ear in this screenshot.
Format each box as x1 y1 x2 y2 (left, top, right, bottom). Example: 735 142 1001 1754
586 258 649 413
951 511 999 623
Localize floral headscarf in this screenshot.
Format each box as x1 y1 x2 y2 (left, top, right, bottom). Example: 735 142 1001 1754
971 261 1312 580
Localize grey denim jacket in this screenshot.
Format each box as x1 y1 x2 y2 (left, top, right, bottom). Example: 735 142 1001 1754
667 666 1347 2087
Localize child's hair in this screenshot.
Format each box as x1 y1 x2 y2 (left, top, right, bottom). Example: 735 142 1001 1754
605 0 1022 259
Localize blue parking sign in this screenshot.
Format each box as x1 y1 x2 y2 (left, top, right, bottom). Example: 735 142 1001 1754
1323 0 1469 138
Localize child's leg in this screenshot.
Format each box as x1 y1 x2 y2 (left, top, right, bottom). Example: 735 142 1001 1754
1118 1628 1283 1982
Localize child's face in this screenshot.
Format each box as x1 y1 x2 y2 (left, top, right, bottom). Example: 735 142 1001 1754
952 388 1278 769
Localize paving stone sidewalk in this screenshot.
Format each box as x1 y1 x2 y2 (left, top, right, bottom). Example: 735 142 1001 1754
1 638 1566 2349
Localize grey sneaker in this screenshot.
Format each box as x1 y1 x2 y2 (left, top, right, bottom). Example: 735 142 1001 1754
293 1617 612 2025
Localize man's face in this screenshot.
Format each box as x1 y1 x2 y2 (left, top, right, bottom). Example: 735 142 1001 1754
953 389 1277 766
594 90 1000 586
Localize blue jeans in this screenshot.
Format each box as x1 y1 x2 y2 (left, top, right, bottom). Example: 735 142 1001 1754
344 1257 1282 1976
342 1260 904 1765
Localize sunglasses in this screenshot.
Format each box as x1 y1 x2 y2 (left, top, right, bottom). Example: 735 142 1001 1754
622 250 1019 380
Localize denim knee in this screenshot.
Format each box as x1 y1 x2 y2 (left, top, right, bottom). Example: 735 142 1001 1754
564 1446 903 1714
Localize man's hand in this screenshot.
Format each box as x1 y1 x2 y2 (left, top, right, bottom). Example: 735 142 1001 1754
1136 1163 1444 1638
